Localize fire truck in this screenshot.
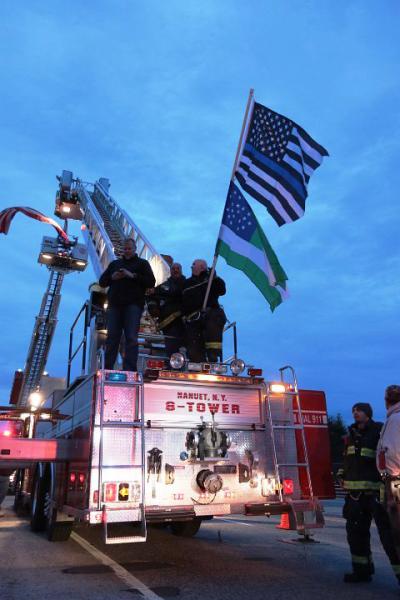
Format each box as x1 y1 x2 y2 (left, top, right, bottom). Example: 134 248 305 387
0 171 334 544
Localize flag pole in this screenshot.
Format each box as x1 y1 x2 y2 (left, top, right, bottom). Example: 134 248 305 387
230 87 254 182
202 88 255 311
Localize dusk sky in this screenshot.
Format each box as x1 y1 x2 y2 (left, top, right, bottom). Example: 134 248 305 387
0 1 399 422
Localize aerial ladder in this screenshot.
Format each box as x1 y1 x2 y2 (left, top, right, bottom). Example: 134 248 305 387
16 170 170 408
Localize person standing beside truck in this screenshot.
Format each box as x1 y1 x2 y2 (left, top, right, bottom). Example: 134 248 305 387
99 238 155 371
377 385 400 555
337 402 400 585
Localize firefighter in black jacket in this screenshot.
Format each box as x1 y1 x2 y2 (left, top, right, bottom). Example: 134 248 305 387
99 238 155 371
147 263 186 359
337 402 400 584
182 259 226 363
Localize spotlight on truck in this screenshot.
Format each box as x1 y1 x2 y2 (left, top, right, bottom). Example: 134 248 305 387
29 391 43 409
169 353 185 370
38 236 88 273
230 358 245 375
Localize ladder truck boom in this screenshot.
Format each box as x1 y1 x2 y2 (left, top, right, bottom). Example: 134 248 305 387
17 270 64 407
15 170 169 407
75 175 170 284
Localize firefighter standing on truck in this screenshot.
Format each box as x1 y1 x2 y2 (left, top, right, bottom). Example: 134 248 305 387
337 402 400 585
182 259 226 363
147 262 186 360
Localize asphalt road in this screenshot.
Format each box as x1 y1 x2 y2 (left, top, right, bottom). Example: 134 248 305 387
0 497 399 600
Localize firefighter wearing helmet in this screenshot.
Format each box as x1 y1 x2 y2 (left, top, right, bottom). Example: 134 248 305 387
337 402 400 584
147 262 187 360
182 259 226 363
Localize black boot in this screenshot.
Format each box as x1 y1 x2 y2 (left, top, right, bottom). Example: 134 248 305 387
343 572 372 583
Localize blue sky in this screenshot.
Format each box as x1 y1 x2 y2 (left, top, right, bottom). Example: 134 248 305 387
0 0 399 422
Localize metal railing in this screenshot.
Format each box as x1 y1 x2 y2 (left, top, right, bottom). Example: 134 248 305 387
67 301 90 387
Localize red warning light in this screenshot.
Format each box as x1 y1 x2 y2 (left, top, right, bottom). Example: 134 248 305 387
283 478 294 495
104 483 117 502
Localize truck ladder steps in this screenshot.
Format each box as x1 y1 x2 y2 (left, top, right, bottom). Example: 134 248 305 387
97 365 147 544
103 505 146 545
265 365 315 504
105 536 146 545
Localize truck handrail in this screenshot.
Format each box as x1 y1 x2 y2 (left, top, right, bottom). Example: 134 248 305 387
67 301 90 387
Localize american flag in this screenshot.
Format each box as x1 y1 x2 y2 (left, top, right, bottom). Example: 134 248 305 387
0 206 70 243
235 101 328 226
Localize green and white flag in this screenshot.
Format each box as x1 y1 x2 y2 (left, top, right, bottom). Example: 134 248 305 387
216 182 288 311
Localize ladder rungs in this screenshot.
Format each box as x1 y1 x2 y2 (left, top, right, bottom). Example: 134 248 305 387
106 535 146 545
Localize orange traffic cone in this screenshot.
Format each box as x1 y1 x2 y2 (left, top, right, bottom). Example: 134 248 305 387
276 511 296 530
276 513 290 529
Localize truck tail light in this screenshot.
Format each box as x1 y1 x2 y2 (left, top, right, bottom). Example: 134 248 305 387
248 368 263 377
131 482 141 501
79 473 86 484
261 477 276 496
118 483 130 501
69 472 76 483
104 483 117 502
146 359 165 370
283 478 294 495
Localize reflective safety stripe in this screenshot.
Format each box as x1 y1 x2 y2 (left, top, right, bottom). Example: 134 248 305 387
360 448 376 458
351 554 370 565
183 310 201 322
205 342 222 349
392 564 400 575
159 311 181 329
343 480 382 491
346 446 355 455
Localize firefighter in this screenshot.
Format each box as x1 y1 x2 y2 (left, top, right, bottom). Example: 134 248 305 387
337 402 400 584
147 263 186 359
377 385 400 555
182 259 226 363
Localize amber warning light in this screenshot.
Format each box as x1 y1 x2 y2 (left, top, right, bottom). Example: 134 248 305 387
269 383 286 394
